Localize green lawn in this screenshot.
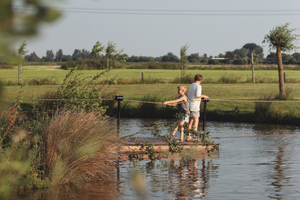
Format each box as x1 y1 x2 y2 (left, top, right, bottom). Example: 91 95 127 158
1 69 300 84
2 83 300 113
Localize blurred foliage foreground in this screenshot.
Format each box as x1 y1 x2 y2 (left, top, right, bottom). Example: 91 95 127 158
0 69 123 199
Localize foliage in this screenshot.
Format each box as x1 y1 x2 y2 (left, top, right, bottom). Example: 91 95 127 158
208 59 220 65
91 41 105 59
263 22 299 52
161 52 179 62
61 59 107 70
56 68 111 115
0 1 60 56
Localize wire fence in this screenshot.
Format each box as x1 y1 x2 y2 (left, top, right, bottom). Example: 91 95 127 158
1 98 300 104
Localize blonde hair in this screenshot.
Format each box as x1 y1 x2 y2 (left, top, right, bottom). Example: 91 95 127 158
178 85 187 93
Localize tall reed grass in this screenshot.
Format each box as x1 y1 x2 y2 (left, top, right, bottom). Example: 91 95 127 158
45 109 122 185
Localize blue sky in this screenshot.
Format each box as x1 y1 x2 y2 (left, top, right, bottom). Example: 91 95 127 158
21 0 300 58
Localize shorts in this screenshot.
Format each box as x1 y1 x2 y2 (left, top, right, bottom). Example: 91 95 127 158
178 113 189 123
190 110 200 118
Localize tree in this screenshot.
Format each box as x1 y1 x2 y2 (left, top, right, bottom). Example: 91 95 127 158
17 41 28 84
292 52 300 61
45 50 54 62
180 43 189 78
105 41 117 71
188 53 201 63
242 43 264 83
161 52 179 62
25 51 40 62
55 49 63 62
91 41 105 59
233 48 249 59
263 22 300 95
225 51 235 63
72 49 81 61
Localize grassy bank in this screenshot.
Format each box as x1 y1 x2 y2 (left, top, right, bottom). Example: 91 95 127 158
2 83 300 125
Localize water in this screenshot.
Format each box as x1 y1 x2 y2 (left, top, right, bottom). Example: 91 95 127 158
115 118 300 200
20 119 300 200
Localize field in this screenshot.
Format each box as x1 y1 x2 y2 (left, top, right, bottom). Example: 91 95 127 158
1 66 300 124
2 67 300 84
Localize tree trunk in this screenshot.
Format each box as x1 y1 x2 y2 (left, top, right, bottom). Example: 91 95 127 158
276 47 285 95
181 65 183 79
251 51 255 83
107 58 109 81
18 62 22 84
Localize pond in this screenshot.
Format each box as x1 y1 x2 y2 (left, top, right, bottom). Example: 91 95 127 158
20 118 300 200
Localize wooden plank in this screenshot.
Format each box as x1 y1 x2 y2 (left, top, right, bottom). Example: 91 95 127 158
121 137 220 153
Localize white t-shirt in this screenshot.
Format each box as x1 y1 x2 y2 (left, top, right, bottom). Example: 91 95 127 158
188 83 202 111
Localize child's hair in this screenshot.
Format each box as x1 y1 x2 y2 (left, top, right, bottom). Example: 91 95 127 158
194 74 203 81
178 85 187 93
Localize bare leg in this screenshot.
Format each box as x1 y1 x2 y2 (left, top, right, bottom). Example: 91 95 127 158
187 118 195 139
179 121 185 141
170 123 179 139
192 117 199 138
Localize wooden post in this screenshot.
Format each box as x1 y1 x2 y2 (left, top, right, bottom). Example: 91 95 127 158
284 72 285 83
115 96 123 132
202 98 208 132
141 72 144 81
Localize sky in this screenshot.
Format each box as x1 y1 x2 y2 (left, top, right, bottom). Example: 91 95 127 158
18 0 300 58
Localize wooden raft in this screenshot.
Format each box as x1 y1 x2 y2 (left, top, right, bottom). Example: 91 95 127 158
121 137 220 153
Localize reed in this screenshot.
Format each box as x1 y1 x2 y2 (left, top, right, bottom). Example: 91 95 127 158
45 109 122 185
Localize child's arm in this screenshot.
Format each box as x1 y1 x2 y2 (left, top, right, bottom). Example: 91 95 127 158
163 96 187 106
196 94 209 99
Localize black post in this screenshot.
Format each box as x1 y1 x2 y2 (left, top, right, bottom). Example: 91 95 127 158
115 96 123 131
202 98 209 132
141 72 144 81
284 72 285 83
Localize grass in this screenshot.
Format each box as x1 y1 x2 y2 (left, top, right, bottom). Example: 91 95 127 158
2 69 300 84
2 83 300 116
46 109 121 185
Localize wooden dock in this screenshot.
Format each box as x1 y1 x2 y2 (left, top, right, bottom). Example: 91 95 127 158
121 137 220 153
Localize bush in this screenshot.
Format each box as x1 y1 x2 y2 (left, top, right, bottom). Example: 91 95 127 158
172 73 194 84
207 59 220 65
274 87 294 100
61 59 107 70
148 62 180 69
233 58 248 65
217 75 241 84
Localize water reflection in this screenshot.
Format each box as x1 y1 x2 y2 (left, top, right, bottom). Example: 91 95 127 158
118 157 219 200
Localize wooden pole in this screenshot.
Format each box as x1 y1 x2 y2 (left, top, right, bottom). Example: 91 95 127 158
202 99 207 132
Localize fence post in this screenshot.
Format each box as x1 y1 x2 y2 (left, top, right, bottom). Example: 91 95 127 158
115 96 123 131
202 98 209 132
284 72 285 83
141 72 144 81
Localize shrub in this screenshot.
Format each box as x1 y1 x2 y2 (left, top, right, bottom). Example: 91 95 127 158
207 59 220 65
233 58 248 65
61 59 107 70
172 73 193 84
45 109 121 185
56 68 111 115
274 87 294 100
217 75 241 84
148 62 180 69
